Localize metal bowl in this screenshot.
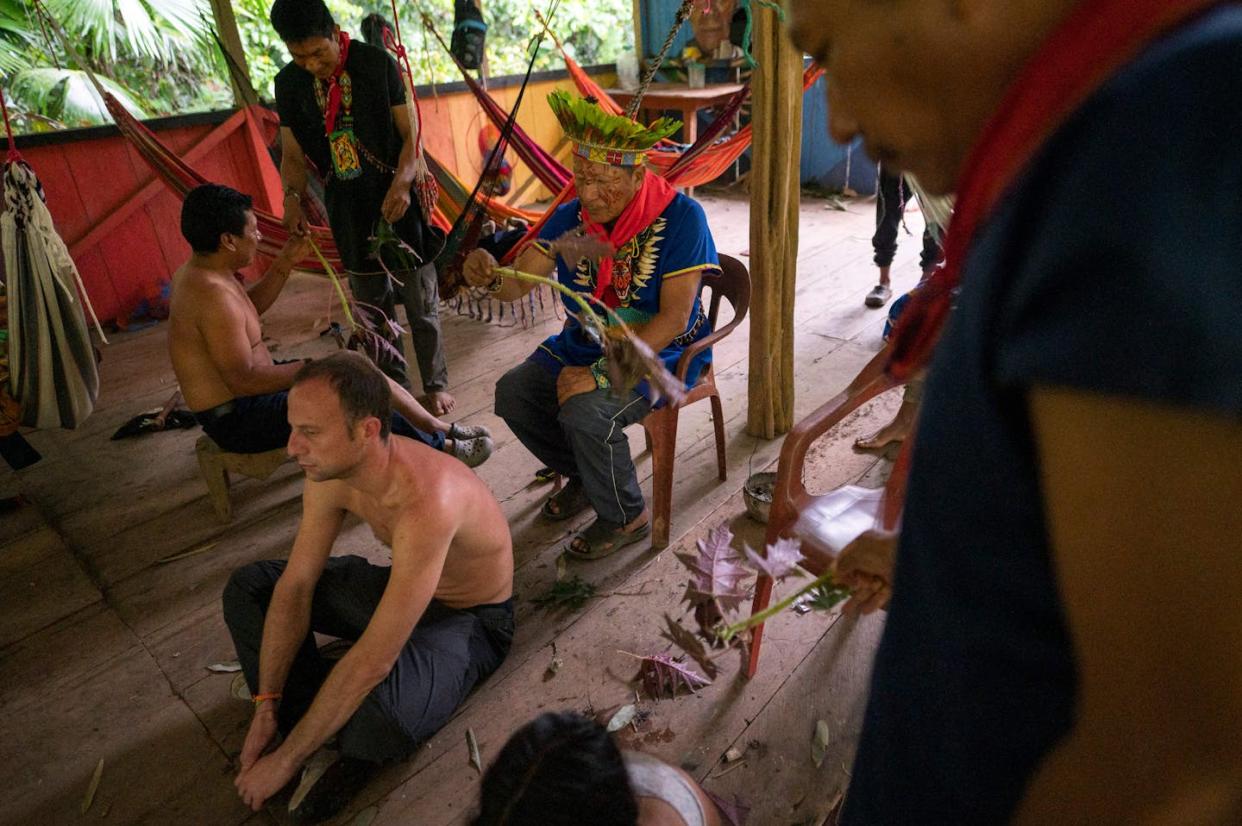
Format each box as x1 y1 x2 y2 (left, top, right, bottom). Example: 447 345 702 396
743 472 777 523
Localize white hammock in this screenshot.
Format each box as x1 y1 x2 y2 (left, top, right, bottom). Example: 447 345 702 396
3 158 104 429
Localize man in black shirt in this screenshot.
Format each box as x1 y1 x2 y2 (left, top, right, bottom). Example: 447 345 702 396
271 0 457 417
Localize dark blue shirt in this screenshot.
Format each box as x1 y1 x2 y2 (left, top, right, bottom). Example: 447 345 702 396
843 9 1242 824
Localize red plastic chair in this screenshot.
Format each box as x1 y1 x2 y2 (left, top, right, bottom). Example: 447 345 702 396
642 254 751 548
744 346 907 677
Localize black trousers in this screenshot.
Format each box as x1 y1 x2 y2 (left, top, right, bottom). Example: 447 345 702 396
222 556 513 763
873 165 942 271
196 391 443 455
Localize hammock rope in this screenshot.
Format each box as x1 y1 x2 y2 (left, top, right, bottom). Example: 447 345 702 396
626 0 697 119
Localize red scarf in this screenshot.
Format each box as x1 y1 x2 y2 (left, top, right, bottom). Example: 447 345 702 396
580 171 678 308
885 0 1228 381
322 30 351 136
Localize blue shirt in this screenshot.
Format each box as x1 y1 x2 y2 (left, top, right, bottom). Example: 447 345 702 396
528 193 721 402
843 9 1242 824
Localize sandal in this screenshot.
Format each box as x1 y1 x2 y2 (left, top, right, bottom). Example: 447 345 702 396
566 517 652 560
450 435 494 468
448 422 492 440
864 284 892 308
541 478 591 521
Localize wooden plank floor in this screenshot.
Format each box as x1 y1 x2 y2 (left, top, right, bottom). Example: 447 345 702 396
0 190 930 826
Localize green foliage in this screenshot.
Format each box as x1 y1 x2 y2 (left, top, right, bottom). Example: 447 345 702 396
531 575 597 612
9 67 149 127
547 87 679 149
1 0 633 135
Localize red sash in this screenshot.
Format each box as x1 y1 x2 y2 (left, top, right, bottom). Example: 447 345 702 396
580 172 678 308
322 30 352 136
886 0 1230 381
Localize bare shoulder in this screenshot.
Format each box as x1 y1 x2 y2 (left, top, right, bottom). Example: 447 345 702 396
393 438 494 521
173 265 236 315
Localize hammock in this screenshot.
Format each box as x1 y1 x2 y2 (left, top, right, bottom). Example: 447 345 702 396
559 48 826 184
420 12 571 194
444 18 825 190
3 158 102 429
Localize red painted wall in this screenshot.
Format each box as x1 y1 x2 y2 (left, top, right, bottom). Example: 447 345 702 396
5 112 276 324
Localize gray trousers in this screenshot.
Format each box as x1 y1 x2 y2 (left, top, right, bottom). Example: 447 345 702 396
349 262 448 393
222 556 513 764
495 360 652 525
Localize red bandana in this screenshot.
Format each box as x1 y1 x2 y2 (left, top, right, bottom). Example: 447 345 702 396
321 30 351 136
885 0 1228 381
579 172 678 308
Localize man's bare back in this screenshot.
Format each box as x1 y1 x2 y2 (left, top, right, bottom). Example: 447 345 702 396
169 262 273 411
325 435 513 607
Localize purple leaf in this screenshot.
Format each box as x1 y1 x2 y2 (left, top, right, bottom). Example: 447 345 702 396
675 523 753 613
626 652 712 699
742 537 806 581
703 791 751 826
660 614 719 679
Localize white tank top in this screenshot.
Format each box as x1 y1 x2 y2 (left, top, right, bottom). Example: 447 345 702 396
623 750 708 826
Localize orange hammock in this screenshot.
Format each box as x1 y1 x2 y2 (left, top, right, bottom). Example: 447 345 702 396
102 92 538 274
559 49 825 185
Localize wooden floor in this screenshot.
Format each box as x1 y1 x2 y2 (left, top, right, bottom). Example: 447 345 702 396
0 190 931 826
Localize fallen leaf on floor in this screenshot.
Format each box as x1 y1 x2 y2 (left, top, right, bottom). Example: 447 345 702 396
206 661 242 673
703 790 751 826
230 672 251 701
531 576 596 612
156 541 218 565
622 651 712 699
543 656 563 682
80 758 104 814
605 704 638 733
660 614 719 679
467 728 483 774
289 751 337 812
811 719 831 768
555 553 568 582
352 805 379 826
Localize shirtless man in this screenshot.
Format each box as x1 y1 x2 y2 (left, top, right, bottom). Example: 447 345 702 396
222 352 514 823
168 183 491 465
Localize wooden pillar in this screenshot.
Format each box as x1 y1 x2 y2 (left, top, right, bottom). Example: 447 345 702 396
209 0 259 108
746 1 803 438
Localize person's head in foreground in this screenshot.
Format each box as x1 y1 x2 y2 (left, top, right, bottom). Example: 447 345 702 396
180 183 258 267
288 352 392 482
546 90 681 224
472 712 639 826
785 0 1082 194
270 0 341 80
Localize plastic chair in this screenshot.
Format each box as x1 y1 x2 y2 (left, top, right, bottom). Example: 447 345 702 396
744 347 906 676
641 254 751 548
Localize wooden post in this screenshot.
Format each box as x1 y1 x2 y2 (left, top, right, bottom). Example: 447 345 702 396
209 0 259 108
746 2 802 438
632 0 645 57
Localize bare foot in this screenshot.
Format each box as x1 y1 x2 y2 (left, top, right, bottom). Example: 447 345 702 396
855 403 916 451
420 390 456 417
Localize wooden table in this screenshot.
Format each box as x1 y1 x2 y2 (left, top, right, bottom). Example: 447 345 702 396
605 82 745 146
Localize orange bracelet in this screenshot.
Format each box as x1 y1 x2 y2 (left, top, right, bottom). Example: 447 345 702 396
252 692 282 706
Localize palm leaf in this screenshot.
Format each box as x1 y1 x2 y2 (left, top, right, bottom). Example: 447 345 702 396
9 67 149 126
